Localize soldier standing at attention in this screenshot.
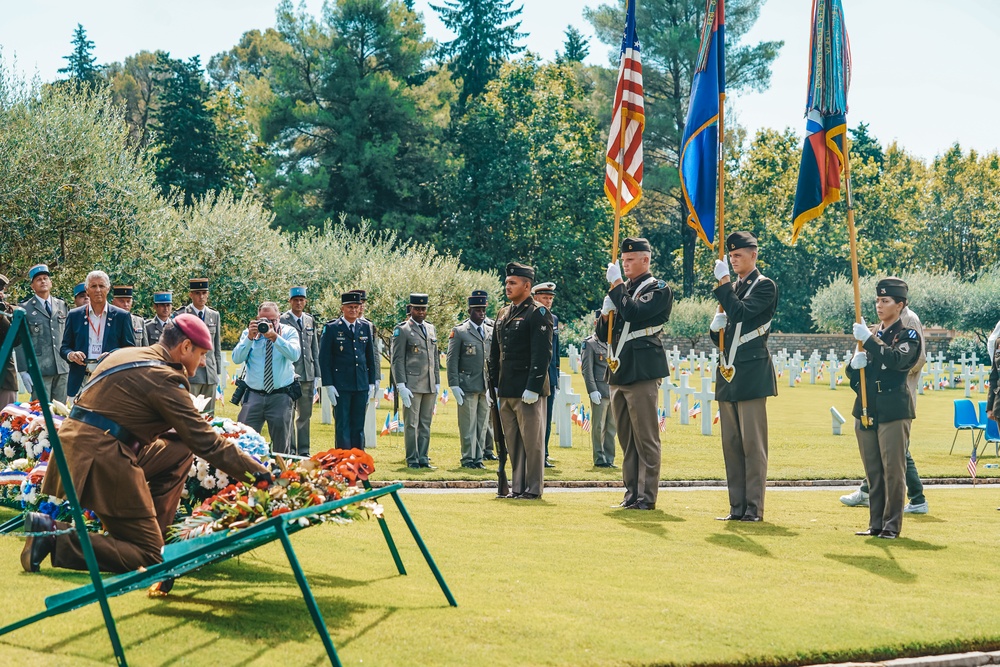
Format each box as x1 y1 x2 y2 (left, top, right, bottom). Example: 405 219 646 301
391 294 440 469
319 292 377 449
532 282 559 468
447 290 494 469
599 238 673 510
145 292 173 346
72 283 89 308
179 278 223 414
581 312 617 468
845 277 921 540
351 290 383 439
281 286 322 456
710 232 778 523
112 285 149 347
489 263 553 499
15 264 70 403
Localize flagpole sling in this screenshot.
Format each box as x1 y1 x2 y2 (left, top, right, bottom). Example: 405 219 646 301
843 140 871 426
716 88 727 358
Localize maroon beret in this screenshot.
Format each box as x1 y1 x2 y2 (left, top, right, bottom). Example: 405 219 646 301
173 313 213 351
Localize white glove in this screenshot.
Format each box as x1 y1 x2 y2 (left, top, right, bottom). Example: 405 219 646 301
853 319 872 343
368 384 376 401
19 372 32 393
371 381 380 402
589 390 602 405
714 258 730 281
710 312 728 332
326 386 339 406
452 386 465 405
601 295 617 316
606 262 622 284
521 389 539 404
397 383 413 408
850 351 868 369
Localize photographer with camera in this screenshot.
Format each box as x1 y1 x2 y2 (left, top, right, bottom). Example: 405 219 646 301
231 301 301 455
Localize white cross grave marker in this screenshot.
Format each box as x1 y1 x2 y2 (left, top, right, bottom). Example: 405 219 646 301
696 376 715 436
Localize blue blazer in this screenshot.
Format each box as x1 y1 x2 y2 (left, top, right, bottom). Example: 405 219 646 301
318 317 377 392
60 304 137 396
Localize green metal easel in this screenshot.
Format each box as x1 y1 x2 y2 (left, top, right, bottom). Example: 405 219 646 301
0 308 456 666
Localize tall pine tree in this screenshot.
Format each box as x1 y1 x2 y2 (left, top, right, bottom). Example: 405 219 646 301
557 26 590 63
58 24 102 90
151 54 225 204
432 0 525 104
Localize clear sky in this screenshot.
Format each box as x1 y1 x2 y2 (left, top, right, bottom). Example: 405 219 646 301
1 0 996 162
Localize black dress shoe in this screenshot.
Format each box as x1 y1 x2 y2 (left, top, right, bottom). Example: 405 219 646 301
611 500 637 509
474 462 487 469
420 463 437 470
518 493 540 500
629 503 655 510
740 515 762 522
877 530 898 539
544 460 555 468
406 464 422 469
715 514 743 521
21 512 56 573
484 453 498 461
855 529 879 536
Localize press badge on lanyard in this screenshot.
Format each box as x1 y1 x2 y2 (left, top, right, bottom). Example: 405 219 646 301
88 312 104 356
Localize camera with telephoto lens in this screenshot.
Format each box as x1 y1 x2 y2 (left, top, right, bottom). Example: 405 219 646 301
256 320 271 334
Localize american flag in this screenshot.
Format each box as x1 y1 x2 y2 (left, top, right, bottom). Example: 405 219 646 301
658 408 667 432
604 0 644 215
969 448 978 481
582 410 592 433
390 412 401 432
383 387 394 401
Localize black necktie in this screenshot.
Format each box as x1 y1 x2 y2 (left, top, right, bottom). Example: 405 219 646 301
198 310 205 321
477 325 484 339
44 300 51 316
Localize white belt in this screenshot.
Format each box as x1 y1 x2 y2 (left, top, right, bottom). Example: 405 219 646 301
737 321 771 345
621 325 663 345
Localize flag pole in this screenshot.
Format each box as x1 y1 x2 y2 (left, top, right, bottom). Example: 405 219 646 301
607 0 630 362
716 89 727 357
843 138 872 427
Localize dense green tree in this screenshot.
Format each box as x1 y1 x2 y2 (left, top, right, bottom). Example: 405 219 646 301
104 50 165 148
586 0 782 296
151 54 226 203
58 24 102 90
207 29 283 89
557 26 590 64
432 0 525 104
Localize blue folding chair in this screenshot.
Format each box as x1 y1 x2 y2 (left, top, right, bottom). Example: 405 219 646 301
982 418 1000 458
951 399 983 454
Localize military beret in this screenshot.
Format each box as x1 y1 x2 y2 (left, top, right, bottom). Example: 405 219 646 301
506 262 535 280
876 277 908 300
468 290 488 307
410 293 429 307
290 286 307 298
112 285 134 298
726 231 758 251
621 237 651 253
189 277 210 291
349 289 367 301
153 291 172 304
73 283 86 297
173 313 213 351
28 264 51 281
531 282 556 296
341 291 362 305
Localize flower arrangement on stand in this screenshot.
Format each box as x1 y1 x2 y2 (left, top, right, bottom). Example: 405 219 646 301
179 417 271 514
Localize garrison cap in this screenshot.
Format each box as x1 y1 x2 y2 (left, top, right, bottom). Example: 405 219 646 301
112 285 134 298
173 313 213 351
876 277 908 300
506 262 535 281
531 282 556 296
28 264 51 281
620 237 651 253
469 290 488 307
189 277 210 291
341 291 362 305
349 289 367 301
409 293 429 307
73 283 86 297
153 291 173 304
290 286 307 298
726 231 758 251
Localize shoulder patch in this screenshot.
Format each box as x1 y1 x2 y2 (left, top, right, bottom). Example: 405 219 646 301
393 327 401 337
639 293 653 303
908 330 917 339
538 306 547 316
899 342 911 354
658 280 665 289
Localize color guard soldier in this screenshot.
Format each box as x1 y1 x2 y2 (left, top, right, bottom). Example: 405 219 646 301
710 231 778 522
112 285 149 347
531 281 559 468
15 263 70 403
351 290 383 440
599 238 672 510
845 277 921 540
281 286 322 455
391 294 440 469
178 278 223 414
319 291 377 449
447 290 494 468
489 263 553 498
581 312 617 468
145 292 173 345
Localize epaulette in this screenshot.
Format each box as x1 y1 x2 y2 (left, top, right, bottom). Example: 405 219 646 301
657 280 666 289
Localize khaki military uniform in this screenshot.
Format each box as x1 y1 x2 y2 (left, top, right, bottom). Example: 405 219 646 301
130 313 149 347
178 304 223 413
581 334 616 466
281 310 322 455
390 319 440 467
15 295 70 403
41 344 266 573
447 319 494 465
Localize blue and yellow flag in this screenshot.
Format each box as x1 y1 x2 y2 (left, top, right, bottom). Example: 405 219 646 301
679 0 725 248
791 0 851 243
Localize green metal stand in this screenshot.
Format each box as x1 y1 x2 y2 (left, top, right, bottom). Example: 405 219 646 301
0 309 456 664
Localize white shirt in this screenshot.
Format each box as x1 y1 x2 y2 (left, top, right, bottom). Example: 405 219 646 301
157 317 171 326
35 295 52 313
86 305 108 359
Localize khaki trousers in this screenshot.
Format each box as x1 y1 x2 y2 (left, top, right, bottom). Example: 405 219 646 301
855 418 908 534
499 397 546 497
457 391 489 464
590 397 617 466
611 379 661 508
404 393 435 466
719 398 769 518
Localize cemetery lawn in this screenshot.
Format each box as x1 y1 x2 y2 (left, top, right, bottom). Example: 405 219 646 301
2 488 1000 665
209 356 1000 483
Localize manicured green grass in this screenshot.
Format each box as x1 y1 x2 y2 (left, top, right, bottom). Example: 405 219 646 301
2 488 1000 665
208 356 999 482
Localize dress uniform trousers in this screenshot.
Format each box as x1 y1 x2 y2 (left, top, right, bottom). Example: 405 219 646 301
458 391 490 465
51 437 192 573
293 380 316 456
335 389 368 449
34 375 69 405
499 397 546 497
855 418 908 535
590 397 617 466
405 393 435 466
611 379 660 508
720 398 769 518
